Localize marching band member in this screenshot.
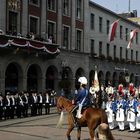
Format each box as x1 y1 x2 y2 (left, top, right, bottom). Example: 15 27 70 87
126 91 137 132
115 90 126 131
105 94 115 130
128 83 134 97
106 81 114 96
136 98 140 129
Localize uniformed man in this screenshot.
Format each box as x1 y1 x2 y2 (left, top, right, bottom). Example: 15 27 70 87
72 77 91 119
10 92 16 119
37 92 43 115
16 92 24 118
126 91 137 132
44 91 51 115
105 94 115 130
0 93 4 120
29 91 38 116
22 91 29 117
115 92 126 131
4 92 11 120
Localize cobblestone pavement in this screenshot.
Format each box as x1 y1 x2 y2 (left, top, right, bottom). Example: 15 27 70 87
0 107 139 140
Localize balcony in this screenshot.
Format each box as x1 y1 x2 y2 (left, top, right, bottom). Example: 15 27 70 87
0 34 60 58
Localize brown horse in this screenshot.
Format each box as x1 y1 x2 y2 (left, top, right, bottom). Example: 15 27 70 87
56 96 114 140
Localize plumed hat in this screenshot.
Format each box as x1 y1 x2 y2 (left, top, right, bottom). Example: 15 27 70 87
129 83 134 93
118 84 123 92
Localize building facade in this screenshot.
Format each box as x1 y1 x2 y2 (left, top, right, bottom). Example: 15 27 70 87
0 0 140 95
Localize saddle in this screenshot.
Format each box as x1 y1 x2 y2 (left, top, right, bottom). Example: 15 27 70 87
71 105 91 126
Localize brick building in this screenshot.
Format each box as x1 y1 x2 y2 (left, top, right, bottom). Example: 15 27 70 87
0 0 140 95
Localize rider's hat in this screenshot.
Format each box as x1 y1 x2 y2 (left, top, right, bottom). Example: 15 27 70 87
78 77 87 85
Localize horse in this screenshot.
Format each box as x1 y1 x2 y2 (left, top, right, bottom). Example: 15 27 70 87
56 96 114 140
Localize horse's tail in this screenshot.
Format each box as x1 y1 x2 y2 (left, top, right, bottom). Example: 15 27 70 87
100 110 115 140
56 111 64 128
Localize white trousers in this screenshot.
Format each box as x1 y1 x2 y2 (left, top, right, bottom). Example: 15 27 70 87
109 122 115 130
118 121 125 130
129 122 136 131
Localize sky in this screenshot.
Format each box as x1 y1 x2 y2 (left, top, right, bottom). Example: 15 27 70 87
91 0 140 17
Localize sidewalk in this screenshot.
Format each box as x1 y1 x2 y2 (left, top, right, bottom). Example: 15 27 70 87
0 107 58 127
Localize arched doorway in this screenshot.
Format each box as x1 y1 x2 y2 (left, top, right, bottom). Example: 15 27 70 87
119 72 125 85
46 66 58 90
112 72 117 87
75 68 85 87
105 71 111 86
89 70 95 87
98 71 104 86
27 64 42 91
5 63 22 92
130 73 135 83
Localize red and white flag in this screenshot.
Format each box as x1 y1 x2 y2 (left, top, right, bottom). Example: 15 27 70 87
127 28 138 49
93 70 99 92
108 19 119 42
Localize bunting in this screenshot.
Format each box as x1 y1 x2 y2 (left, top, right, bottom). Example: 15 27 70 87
108 19 119 42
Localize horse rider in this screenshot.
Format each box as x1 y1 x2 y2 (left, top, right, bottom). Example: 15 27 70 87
71 76 91 124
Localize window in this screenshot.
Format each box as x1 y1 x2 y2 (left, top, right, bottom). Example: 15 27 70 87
9 11 17 33
48 0 56 11
126 49 128 60
131 50 133 61
106 44 110 57
136 51 138 61
120 25 123 39
76 30 82 51
125 28 128 41
30 0 39 5
136 32 138 44
76 0 81 19
114 45 116 59
99 17 103 32
91 39 95 55
106 20 110 34
120 47 122 59
63 26 69 49
99 41 102 56
30 17 38 34
63 0 69 15
90 13 95 30
48 22 55 40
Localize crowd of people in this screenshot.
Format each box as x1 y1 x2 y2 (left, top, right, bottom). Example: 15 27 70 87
71 76 140 133
0 89 56 120
90 82 140 132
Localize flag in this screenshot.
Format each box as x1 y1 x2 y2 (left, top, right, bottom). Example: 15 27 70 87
93 70 99 92
108 19 119 42
127 29 138 49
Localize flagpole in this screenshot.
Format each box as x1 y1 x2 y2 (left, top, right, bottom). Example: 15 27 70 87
128 0 131 12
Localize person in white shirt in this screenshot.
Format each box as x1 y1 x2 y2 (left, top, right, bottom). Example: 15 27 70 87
37 92 43 115
44 91 51 115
